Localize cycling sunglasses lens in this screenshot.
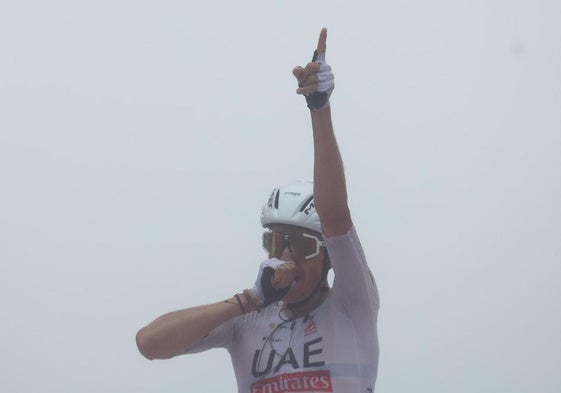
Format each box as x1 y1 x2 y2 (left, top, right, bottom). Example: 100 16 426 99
262 231 274 254
262 231 316 259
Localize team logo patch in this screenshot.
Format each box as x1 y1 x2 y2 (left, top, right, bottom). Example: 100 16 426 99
304 320 317 336
251 370 333 393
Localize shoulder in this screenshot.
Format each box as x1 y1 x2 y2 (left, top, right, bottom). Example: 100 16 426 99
235 302 284 329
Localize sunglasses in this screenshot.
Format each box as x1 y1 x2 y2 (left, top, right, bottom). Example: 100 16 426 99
262 230 326 260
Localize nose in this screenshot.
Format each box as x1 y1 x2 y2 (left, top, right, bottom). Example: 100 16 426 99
280 244 293 261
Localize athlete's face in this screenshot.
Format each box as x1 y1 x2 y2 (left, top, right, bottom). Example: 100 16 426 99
280 244 326 303
265 225 327 304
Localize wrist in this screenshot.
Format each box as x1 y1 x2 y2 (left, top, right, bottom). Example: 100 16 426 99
242 289 263 313
306 94 330 111
227 290 263 315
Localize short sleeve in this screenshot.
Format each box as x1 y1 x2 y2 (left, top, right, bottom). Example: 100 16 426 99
183 317 236 354
325 226 380 314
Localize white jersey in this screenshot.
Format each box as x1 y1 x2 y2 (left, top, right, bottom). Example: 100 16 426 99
186 226 380 393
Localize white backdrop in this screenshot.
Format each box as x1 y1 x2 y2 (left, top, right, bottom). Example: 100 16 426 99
0 1 559 392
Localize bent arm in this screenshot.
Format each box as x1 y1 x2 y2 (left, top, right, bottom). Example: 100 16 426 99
136 261 281 360
136 297 242 360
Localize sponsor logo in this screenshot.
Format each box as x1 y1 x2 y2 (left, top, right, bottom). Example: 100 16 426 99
304 320 317 336
251 370 333 393
252 337 324 377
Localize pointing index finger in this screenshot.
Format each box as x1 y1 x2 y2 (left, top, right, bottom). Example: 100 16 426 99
316 27 327 54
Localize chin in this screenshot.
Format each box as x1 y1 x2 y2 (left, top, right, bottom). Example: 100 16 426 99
283 283 310 304
283 293 300 304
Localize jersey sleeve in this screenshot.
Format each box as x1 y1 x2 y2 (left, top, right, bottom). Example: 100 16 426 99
325 225 380 316
182 317 236 354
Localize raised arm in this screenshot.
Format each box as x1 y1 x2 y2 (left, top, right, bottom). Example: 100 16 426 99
293 28 352 237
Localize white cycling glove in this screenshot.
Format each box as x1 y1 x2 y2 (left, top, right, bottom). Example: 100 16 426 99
305 50 335 111
252 258 293 307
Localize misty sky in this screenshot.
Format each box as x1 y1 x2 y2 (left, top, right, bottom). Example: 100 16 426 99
0 1 559 392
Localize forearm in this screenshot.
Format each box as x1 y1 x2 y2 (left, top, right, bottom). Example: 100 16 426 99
136 295 251 360
311 107 352 236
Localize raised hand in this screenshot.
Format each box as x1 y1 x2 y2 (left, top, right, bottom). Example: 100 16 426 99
292 28 334 111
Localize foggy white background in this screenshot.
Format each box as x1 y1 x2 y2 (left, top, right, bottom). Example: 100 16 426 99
0 1 559 392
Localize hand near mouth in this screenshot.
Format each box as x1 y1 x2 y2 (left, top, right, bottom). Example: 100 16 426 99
272 261 297 290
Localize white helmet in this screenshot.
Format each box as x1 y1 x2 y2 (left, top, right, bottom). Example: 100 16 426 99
260 181 322 234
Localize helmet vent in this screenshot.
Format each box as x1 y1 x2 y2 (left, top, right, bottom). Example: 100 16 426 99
274 190 280 209
299 195 315 213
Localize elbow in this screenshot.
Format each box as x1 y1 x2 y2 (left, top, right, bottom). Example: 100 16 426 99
136 327 157 360
136 327 175 360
